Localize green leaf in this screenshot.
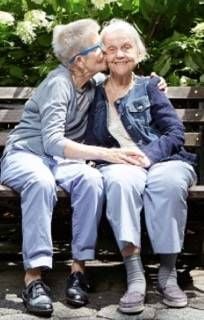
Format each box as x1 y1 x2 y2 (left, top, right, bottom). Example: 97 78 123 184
200 74 204 83
37 34 51 47
154 55 171 76
9 65 23 79
184 54 200 71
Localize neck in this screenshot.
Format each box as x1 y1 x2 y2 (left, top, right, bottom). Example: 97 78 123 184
105 72 135 104
109 72 133 87
69 65 93 89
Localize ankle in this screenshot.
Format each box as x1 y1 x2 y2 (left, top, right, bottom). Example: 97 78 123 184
122 244 140 258
25 268 41 287
71 260 85 274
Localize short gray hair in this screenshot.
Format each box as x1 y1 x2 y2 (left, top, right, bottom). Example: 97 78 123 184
52 19 100 66
100 19 147 63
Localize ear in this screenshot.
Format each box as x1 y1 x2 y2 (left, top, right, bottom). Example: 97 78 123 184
75 55 85 67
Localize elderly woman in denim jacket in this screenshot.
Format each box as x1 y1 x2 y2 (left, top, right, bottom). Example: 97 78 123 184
86 19 197 314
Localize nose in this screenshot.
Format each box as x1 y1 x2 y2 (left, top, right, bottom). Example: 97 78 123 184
115 48 125 58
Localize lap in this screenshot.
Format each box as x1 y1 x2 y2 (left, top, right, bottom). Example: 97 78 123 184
146 160 197 188
99 164 146 182
53 159 103 187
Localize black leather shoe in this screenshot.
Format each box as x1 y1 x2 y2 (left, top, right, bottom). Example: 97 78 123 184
66 271 90 307
22 279 53 317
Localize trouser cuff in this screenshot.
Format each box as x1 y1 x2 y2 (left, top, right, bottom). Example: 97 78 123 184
72 248 95 260
24 256 53 270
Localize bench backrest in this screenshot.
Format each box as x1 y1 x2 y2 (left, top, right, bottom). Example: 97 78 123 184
0 86 204 181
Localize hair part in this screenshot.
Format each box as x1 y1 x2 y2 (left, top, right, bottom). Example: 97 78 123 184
52 19 100 66
100 18 147 63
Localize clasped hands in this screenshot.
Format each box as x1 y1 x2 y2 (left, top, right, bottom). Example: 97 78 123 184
105 147 151 168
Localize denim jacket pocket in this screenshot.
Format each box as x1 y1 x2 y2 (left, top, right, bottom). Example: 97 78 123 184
126 96 151 125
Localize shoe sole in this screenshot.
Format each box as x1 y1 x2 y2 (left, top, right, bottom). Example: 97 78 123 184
23 299 53 317
156 289 188 308
66 297 88 307
118 304 145 314
163 298 188 308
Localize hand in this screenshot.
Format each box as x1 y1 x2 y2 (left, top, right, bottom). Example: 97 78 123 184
122 147 151 168
150 72 167 92
103 147 151 167
103 147 145 165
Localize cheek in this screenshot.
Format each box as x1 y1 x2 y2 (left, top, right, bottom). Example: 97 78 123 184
95 51 104 63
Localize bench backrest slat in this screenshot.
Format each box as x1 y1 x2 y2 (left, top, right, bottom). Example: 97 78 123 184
0 108 204 125
0 86 204 100
0 130 201 148
0 87 34 99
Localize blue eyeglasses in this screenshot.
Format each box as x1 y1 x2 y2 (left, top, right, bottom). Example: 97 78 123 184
68 43 103 64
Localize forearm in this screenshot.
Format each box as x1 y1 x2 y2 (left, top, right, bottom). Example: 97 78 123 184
64 138 111 161
63 138 146 165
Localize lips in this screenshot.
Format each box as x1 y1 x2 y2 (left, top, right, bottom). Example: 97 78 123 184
112 61 130 64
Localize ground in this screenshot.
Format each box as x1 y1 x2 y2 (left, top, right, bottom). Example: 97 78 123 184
0 259 203 319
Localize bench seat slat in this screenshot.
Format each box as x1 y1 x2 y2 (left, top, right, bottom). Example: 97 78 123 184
188 185 204 199
0 184 202 199
0 185 67 198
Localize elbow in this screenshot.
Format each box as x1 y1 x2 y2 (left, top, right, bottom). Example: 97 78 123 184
43 137 67 158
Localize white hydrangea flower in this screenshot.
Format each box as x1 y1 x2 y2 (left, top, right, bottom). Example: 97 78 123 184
0 11 15 26
91 0 117 10
191 22 204 34
24 10 49 29
30 0 44 4
180 76 188 86
16 21 36 44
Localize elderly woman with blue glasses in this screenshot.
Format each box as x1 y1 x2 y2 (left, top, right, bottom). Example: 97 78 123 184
86 19 197 314
1 19 149 316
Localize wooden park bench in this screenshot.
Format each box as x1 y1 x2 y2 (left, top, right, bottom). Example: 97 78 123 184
0 86 204 265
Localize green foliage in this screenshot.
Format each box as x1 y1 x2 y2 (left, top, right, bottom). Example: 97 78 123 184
0 0 203 86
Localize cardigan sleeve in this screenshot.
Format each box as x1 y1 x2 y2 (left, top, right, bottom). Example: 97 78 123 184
38 77 70 157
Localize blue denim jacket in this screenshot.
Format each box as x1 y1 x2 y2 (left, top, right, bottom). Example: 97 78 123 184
85 76 196 167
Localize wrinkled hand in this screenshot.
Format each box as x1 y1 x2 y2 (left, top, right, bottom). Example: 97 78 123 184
104 147 151 167
121 147 151 168
150 72 167 93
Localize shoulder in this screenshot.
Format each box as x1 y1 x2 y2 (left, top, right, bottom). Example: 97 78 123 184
34 66 72 102
147 76 160 89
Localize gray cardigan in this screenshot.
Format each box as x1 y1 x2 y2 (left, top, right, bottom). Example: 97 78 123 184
4 65 96 158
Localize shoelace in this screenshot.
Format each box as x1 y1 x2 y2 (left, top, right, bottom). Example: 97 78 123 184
28 280 50 298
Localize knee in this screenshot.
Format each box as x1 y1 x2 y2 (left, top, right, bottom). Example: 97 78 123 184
158 176 189 200
24 174 56 194
104 172 145 195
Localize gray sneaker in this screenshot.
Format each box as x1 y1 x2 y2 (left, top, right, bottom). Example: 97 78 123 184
118 291 145 314
157 284 188 308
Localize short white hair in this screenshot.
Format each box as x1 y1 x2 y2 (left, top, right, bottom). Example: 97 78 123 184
100 19 147 63
52 19 100 65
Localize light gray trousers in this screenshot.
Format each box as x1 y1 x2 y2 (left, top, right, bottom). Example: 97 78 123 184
0 150 104 270
99 161 197 253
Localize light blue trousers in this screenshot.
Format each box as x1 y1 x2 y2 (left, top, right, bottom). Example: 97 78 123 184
0 150 104 270
100 161 197 254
